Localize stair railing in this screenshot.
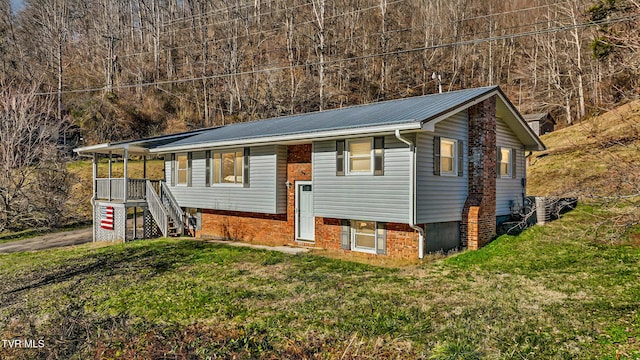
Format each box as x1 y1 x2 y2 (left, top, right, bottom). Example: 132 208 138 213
160 181 185 235
146 180 168 237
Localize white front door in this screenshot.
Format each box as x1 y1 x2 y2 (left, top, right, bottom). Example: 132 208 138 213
296 181 315 241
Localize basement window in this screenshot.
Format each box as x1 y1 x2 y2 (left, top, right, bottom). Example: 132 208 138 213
350 220 386 254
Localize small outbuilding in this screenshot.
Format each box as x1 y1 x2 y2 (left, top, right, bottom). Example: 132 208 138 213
523 113 555 136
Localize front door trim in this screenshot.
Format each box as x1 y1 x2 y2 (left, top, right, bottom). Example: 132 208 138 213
295 181 315 242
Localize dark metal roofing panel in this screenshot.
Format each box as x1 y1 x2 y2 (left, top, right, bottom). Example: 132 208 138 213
156 86 498 149
523 113 547 122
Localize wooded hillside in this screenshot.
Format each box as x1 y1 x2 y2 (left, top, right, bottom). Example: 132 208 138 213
1 0 639 143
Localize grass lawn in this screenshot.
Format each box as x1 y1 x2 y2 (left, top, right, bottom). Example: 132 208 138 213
1 204 639 359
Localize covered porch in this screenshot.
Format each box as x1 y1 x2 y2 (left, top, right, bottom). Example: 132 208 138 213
76 137 188 242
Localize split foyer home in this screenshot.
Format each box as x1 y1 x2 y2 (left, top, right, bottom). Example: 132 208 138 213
75 86 545 259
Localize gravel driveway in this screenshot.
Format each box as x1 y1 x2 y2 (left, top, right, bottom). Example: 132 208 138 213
0 227 93 253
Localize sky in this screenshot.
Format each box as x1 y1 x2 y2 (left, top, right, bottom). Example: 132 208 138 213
10 0 24 14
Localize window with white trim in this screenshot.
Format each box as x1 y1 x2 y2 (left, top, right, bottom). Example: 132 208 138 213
350 220 386 254
440 138 457 176
337 137 384 176
499 147 512 178
176 153 188 185
347 138 373 174
434 136 463 177
212 150 244 185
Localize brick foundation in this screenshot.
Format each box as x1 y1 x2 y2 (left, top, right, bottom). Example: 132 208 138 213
315 218 421 259
461 95 497 249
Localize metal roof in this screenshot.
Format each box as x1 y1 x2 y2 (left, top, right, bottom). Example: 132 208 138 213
523 113 547 122
523 112 556 125
75 86 546 154
74 127 216 155
153 86 499 151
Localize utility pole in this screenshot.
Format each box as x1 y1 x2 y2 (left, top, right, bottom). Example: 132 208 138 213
103 34 120 93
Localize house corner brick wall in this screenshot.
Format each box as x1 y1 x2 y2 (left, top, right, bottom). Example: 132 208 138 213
461 95 497 250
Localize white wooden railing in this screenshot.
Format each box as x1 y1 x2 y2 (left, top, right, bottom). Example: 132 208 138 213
95 178 146 201
146 180 168 237
160 181 184 234
94 177 184 237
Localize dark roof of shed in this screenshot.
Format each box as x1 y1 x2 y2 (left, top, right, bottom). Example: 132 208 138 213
523 112 556 124
154 86 498 150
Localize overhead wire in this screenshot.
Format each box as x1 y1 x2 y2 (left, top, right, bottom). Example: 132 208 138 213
33 12 639 96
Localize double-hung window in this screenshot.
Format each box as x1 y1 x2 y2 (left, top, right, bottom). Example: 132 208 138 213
176 153 189 186
348 138 373 174
498 147 514 178
434 137 463 177
337 137 384 176
350 220 386 254
212 150 243 185
440 139 457 175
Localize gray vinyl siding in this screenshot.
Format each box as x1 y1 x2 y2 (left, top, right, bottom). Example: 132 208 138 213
313 135 411 223
496 117 526 216
164 145 283 214
416 111 468 223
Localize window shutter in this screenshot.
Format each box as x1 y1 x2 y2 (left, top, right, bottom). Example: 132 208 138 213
376 222 386 255
340 219 350 250
196 209 202 230
336 140 345 176
170 154 176 186
374 136 384 176
205 151 211 186
187 152 193 187
496 146 501 178
243 147 250 188
511 148 517 179
433 136 441 176
457 140 464 177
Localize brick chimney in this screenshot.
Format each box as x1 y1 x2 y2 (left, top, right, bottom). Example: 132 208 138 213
461 95 497 250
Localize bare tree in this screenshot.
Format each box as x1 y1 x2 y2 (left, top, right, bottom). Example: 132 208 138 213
0 83 70 231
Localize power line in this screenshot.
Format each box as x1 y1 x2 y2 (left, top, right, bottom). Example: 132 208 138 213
116 12 582 73
118 0 572 61
34 13 639 96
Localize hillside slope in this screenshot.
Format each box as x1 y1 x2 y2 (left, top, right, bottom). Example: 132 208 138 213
528 101 640 198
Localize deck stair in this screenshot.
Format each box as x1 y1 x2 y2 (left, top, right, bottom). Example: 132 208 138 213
146 180 184 237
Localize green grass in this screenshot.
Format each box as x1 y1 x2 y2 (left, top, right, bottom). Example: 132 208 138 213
1 203 639 359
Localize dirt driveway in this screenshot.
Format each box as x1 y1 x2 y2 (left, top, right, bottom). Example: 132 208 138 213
0 227 93 253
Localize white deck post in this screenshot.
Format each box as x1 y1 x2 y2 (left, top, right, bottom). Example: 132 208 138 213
123 148 128 203
92 153 98 200
108 151 112 201
92 153 97 242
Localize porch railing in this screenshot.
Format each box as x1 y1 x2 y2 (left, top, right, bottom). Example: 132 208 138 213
95 178 147 201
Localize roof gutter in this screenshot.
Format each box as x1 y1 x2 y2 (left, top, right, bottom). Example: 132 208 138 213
394 129 425 259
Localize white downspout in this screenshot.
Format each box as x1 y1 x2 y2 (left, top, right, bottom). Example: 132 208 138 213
395 129 425 259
